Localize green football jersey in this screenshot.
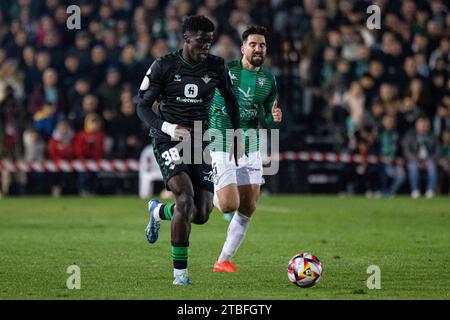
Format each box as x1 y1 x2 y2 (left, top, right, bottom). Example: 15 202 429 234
209 60 278 153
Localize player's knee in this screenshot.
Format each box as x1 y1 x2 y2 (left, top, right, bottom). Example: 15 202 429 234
238 202 256 216
192 209 210 225
220 198 239 213
175 193 195 220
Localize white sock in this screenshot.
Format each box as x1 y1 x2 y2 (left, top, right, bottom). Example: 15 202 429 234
218 212 251 263
173 268 188 278
153 203 163 221
213 193 222 212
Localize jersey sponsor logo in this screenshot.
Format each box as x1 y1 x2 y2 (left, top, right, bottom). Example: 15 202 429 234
240 108 259 120
174 74 182 82
202 74 211 84
238 87 254 108
184 84 198 98
238 87 253 99
257 77 265 87
176 97 204 103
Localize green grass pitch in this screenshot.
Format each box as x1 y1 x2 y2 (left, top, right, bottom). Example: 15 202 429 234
1 195 449 300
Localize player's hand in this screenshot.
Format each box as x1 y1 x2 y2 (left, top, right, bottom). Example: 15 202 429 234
161 122 191 141
173 125 191 141
271 99 282 123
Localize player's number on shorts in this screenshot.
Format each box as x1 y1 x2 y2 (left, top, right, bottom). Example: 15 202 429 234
162 148 181 166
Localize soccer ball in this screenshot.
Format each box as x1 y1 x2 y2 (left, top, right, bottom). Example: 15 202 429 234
287 252 322 288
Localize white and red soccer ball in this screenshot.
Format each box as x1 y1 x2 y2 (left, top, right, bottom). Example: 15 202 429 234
288 252 322 288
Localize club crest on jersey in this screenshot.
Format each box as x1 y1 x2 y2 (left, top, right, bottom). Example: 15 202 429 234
257 77 265 87
174 74 182 82
202 74 211 84
203 170 214 182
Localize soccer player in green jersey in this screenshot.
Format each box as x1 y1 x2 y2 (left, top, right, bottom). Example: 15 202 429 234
209 26 282 272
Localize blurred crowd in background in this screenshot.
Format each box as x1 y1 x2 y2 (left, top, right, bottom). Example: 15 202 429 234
0 0 449 197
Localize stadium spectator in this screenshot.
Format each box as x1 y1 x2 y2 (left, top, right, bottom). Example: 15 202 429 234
438 129 450 194
67 77 91 117
4 28 28 59
98 3 115 30
0 59 25 103
0 83 27 197
355 126 383 197
21 46 38 96
67 31 91 72
35 14 60 49
61 54 83 91
53 4 74 47
35 50 52 74
210 34 241 61
342 80 365 132
23 128 46 194
89 45 109 91
118 44 143 93
115 19 131 47
74 113 105 196
406 77 434 119
69 94 99 132
47 119 75 197
32 101 58 141
109 95 143 159
402 116 441 198
97 67 122 123
433 103 450 138
29 68 68 117
0 84 26 159
379 114 406 196
102 29 122 63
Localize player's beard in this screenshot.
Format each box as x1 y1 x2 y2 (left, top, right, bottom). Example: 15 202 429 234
249 54 264 67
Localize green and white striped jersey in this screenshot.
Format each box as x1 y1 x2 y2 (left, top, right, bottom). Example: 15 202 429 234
209 60 278 153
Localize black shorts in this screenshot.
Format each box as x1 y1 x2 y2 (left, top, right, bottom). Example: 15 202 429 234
152 138 214 193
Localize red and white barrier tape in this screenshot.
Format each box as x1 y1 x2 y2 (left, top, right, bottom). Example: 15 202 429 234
0 159 140 173
272 152 394 164
0 153 401 173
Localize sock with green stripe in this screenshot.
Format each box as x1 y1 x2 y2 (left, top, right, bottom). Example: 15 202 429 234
172 243 189 270
154 203 175 221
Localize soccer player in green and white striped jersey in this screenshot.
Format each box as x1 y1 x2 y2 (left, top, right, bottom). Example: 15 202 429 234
209 26 282 273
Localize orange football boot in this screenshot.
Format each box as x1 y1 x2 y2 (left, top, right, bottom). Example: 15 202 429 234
213 259 238 272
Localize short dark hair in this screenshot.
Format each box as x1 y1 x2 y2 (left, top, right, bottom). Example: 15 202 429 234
417 114 430 122
182 16 215 34
242 25 268 43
